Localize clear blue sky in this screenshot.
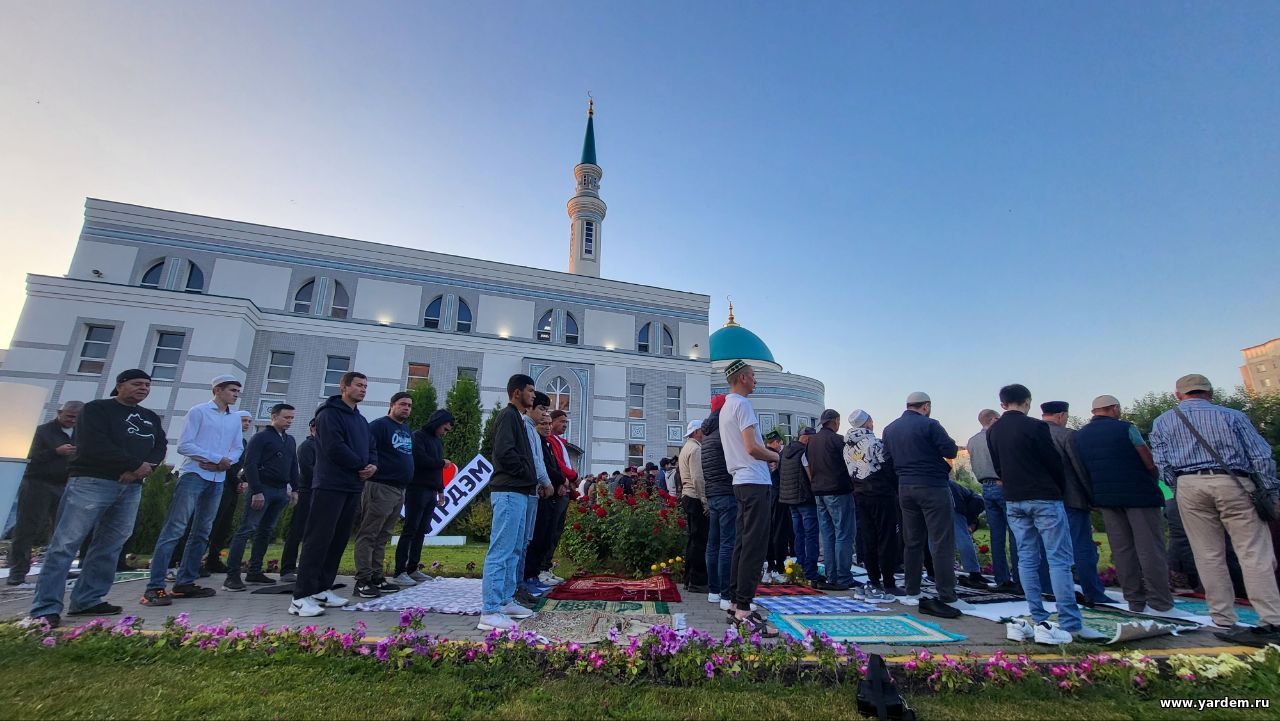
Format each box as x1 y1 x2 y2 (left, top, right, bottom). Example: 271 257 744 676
2 2 1277 438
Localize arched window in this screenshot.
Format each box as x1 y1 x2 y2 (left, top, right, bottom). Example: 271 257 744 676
456 299 473 333
293 280 315 314
565 313 579 345
140 262 164 289
329 282 349 319
536 310 554 342
424 296 443 329
637 322 651 354
547 376 571 412
184 261 205 293
661 324 675 356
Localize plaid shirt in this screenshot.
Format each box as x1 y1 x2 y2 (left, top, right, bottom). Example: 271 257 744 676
1149 399 1275 486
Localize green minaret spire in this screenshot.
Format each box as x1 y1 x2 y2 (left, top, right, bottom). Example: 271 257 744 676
580 97 597 166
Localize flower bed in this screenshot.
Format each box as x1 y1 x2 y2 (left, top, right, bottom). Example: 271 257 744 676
561 485 686 575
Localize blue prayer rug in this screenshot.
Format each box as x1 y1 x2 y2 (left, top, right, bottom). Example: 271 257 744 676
756 596 881 615
770 613 967 645
1173 598 1260 626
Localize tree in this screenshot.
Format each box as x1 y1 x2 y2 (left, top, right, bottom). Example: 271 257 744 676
1124 385 1280 465
443 377 482 467
407 378 438 431
1123 391 1178 437
480 401 503 461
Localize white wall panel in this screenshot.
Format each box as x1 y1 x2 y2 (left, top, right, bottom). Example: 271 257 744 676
476 295 534 339
595 365 627 397
68 240 138 285
2 347 65 374
355 341 406 381
208 259 291 310
352 278 422 326
583 309 635 351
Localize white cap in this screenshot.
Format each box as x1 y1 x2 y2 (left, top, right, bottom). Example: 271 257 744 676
686 419 703 437
235 410 253 418
211 374 241 388
906 391 931 405
1091 394 1121 410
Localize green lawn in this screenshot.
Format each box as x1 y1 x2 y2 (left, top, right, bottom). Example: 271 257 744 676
971 529 1115 569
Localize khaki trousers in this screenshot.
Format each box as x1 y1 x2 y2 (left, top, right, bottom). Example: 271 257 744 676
1176 473 1280 626
353 482 404 583
1101 506 1173 611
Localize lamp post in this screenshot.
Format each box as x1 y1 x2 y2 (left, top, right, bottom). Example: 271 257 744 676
0 383 51 530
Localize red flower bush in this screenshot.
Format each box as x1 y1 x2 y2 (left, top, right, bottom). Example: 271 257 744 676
595 506 608 518
979 544 990 554
562 482 687 575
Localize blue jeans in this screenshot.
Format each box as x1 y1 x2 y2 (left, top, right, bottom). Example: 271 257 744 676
815 494 856 586
226 485 290 574
789 503 820 579
1007 500 1082 632
147 473 224 590
705 494 737 595
515 493 540 590
981 482 1019 584
953 511 981 573
483 491 532 613
1065 507 1108 602
30 477 141 618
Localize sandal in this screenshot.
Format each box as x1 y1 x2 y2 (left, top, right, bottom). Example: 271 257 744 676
730 610 779 638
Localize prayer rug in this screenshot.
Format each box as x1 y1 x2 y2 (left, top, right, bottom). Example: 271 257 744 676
533 598 670 614
344 576 484 615
1100 601 1212 627
756 596 880 615
1172 598 1260 626
953 592 1024 605
517 610 684 644
753 583 821 597
771 613 966 645
1079 607 1198 645
545 574 681 602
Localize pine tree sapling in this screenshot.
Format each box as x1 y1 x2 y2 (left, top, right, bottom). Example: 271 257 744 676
480 400 503 462
444 378 482 467
407 379 439 431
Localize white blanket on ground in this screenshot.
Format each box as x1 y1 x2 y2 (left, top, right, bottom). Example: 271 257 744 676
343 576 484 615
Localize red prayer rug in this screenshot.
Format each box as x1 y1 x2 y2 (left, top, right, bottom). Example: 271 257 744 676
546 574 681 602
753 584 822 597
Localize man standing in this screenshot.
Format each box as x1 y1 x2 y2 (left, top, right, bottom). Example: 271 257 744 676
702 394 735 609
1074 394 1174 614
1041 400 1110 605
478 374 539 631
224 403 299 591
353 391 414 598
967 409 1018 593
203 411 251 574
7 401 82 586
279 418 317 583
524 412 566 592
141 375 245 606
764 430 792 579
720 360 780 636
779 427 818 582
1150 374 1280 647
29 370 166 626
844 411 898 602
396 409 453 586
988 384 1105 643
289 371 376 617
535 409 577 586
678 419 709 593
882 392 962 619
811 409 855 592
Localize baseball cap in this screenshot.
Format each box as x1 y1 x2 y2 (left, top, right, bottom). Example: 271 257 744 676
1091 394 1121 411
799 427 816 437
906 391 931 405
211 374 241 388
110 368 151 396
685 419 703 437
1175 374 1212 394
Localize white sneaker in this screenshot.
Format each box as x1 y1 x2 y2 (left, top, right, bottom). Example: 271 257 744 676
720 599 756 612
1034 621 1073 645
502 602 534 619
1143 605 1198 621
392 573 419 587
1006 619 1035 642
1074 625 1109 641
288 597 325 617
311 590 349 608
477 613 516 631
708 593 721 604
538 571 564 586
899 593 922 606
409 570 432 583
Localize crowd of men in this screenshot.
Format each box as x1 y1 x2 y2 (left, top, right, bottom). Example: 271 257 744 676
7 363 1279 648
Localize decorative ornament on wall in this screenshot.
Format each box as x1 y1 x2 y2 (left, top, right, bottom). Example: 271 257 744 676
666 425 684 444
628 423 646 441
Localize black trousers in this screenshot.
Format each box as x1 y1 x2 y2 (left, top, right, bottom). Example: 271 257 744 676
524 496 560 580
538 494 570 573
8 476 65 577
294 489 359 600
729 484 771 610
203 479 240 568
680 495 709 588
767 494 794 573
394 487 437 576
856 494 898 589
279 490 312 575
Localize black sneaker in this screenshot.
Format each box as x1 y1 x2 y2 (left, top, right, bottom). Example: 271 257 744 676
884 585 908 597
918 597 961 619
687 584 709 594
6 574 27 586
959 573 991 591
244 572 275 585
32 614 61 629
140 588 173 606
994 581 1021 594
374 578 401 593
514 589 539 607
279 571 297 584
816 581 851 591
171 583 217 599
223 573 246 592
67 601 123 616
354 582 381 599
1215 624 1280 649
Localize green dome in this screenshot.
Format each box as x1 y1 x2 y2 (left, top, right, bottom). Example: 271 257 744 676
709 324 776 365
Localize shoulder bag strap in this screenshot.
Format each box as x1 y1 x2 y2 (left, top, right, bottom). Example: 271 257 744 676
1171 407 1259 496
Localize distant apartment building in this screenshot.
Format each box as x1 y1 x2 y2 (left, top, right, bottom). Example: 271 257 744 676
1241 338 1280 396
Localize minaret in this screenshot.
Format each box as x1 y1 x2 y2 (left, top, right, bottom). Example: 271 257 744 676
567 98 606 277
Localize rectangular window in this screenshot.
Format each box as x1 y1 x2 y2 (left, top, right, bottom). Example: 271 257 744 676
407 362 431 389
1259 363 1268 373
627 444 644 468
1265 378 1273 388
779 413 793 441
666 446 682 459
457 367 478 382
583 220 595 256
76 325 115 374
666 386 682 422
149 331 185 381
323 355 350 397
628 383 645 419
264 351 294 395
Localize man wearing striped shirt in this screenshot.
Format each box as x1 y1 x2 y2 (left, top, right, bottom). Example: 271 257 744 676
1149 373 1280 648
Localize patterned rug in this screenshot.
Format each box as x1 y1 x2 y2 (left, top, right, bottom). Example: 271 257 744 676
771 613 967 645
754 583 821 597
516 610 684 644
757 596 881 615
344 576 483 615
1173 598 1261 626
1080 607 1199 645
953 592 1024 605
545 574 681 602
533 598 670 615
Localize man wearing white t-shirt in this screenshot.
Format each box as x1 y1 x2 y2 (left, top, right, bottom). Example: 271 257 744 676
719 360 781 637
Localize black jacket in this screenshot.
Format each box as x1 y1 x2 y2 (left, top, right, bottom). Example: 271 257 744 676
411 409 454 491
489 403 537 494
68 399 167 482
808 427 852 496
700 412 733 498
949 481 984 527
778 441 813 505
542 436 566 490
986 410 1066 502
244 428 299 492
24 419 76 483
312 396 377 494
297 437 317 492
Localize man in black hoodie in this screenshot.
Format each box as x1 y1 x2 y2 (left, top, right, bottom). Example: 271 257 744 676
395 408 454 585
279 419 317 583
7 400 82 586
289 371 377 618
